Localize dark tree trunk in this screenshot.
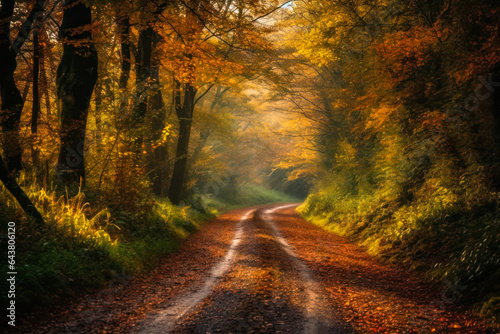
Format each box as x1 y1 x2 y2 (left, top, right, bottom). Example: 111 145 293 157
40 28 51 117
132 27 154 124
55 0 98 185
0 0 46 173
31 23 41 165
132 25 169 195
168 82 196 204
117 15 131 91
0 0 23 173
128 25 154 155
0 152 44 225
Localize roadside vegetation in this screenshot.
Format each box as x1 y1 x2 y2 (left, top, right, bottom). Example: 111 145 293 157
0 170 199 311
299 180 500 324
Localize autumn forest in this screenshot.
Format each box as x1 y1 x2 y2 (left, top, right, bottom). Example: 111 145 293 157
1 0 500 332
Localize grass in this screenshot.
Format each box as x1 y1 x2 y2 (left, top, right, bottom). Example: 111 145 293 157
193 183 300 213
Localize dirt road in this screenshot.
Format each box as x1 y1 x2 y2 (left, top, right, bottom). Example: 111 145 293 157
17 204 493 333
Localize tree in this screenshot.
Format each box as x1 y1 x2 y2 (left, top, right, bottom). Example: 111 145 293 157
55 0 98 185
0 0 46 173
0 152 44 225
168 80 196 204
165 0 276 203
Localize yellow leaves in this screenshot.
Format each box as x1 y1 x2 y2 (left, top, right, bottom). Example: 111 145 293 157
335 139 357 169
276 146 320 180
273 115 324 180
289 0 395 66
151 124 172 150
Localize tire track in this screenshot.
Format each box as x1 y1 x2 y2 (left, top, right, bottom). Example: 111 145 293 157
263 204 347 333
139 209 254 334
172 205 307 333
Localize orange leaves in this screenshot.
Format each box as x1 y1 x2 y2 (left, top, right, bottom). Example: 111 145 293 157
365 105 397 131
375 26 446 83
155 11 253 86
420 111 446 132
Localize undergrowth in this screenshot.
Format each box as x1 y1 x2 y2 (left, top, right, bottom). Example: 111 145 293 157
0 170 202 313
299 176 500 326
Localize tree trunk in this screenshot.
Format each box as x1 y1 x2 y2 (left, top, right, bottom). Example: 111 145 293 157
168 82 196 204
132 25 169 195
190 128 210 170
0 152 44 225
55 0 98 185
117 15 131 91
0 0 23 173
132 27 154 125
149 85 168 196
116 10 131 117
40 28 51 117
187 86 229 176
31 23 41 166
0 0 46 173
93 80 102 149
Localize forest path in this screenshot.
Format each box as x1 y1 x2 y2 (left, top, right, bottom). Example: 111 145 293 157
17 205 492 333
139 204 349 333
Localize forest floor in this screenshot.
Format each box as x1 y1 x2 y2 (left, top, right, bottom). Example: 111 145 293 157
14 205 495 333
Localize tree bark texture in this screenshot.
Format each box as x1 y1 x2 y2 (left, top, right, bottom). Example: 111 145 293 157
168 82 196 204
55 0 98 185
